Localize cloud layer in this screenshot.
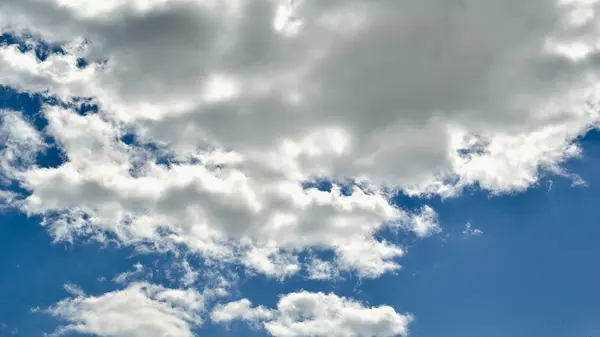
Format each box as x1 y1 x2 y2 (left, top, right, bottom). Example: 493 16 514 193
2 0 598 279
2 0 600 335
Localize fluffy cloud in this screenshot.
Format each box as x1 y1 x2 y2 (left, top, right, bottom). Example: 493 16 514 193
1 103 431 278
211 298 275 324
1 0 599 278
211 291 413 337
0 109 45 172
43 282 206 337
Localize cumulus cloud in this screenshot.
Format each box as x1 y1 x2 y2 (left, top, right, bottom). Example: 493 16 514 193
211 291 413 337
42 282 206 337
1 103 431 278
1 0 599 279
211 298 275 325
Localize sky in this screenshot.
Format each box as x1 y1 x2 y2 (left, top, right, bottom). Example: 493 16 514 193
1 0 600 336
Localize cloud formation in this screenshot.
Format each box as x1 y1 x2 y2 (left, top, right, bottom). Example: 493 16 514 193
212 291 413 337
463 222 483 238
1 0 600 311
3 1 600 336
43 283 207 337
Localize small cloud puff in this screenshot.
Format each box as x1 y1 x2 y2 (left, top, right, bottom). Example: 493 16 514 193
463 222 484 238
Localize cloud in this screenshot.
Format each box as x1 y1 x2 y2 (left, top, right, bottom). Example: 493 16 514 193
0 109 45 173
63 283 86 297
211 298 275 326
1 104 431 278
1 0 600 279
113 262 145 285
463 222 484 238
42 282 207 337
306 258 338 280
409 206 441 238
212 291 413 337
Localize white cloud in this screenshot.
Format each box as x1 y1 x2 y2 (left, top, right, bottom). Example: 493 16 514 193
212 291 413 337
179 259 200 287
333 237 405 279
211 298 275 325
43 282 206 337
63 283 86 297
306 257 337 280
0 109 45 173
463 222 484 238
1 0 599 279
243 245 302 280
113 262 145 284
409 206 441 238
4 106 424 278
0 190 18 209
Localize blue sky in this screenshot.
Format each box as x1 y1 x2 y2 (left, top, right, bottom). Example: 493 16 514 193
2 1 600 337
